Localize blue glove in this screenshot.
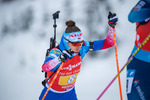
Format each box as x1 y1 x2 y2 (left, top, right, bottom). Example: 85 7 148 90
59 49 74 62
108 12 118 28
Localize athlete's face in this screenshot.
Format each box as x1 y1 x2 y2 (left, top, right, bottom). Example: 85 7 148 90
67 41 83 53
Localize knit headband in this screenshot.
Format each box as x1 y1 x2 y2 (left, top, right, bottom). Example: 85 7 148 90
63 31 83 42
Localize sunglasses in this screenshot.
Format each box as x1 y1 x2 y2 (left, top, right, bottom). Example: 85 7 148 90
71 42 83 47
64 38 84 47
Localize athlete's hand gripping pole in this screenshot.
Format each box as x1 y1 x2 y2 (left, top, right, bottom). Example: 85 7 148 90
108 12 123 100
42 62 64 100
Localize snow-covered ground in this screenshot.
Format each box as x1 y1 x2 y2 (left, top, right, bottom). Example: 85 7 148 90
0 0 138 100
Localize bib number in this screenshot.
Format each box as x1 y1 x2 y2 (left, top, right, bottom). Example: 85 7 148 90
59 73 79 85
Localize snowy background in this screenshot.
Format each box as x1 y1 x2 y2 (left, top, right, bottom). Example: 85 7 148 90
0 0 138 100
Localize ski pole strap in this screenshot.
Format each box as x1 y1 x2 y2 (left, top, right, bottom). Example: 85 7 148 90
42 62 64 100
97 34 150 100
89 41 94 51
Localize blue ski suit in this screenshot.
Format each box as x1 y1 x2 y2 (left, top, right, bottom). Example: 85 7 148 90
126 0 150 100
39 26 115 100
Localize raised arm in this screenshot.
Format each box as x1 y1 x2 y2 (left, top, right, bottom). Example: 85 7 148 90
92 12 118 51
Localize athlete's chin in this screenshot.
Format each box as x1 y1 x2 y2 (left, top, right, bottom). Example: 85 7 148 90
74 52 79 54
73 49 80 54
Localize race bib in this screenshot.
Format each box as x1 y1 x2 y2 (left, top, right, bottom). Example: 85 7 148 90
58 73 79 85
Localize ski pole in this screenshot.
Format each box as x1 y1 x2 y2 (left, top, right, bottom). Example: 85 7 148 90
42 62 64 100
97 34 150 100
112 28 123 100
